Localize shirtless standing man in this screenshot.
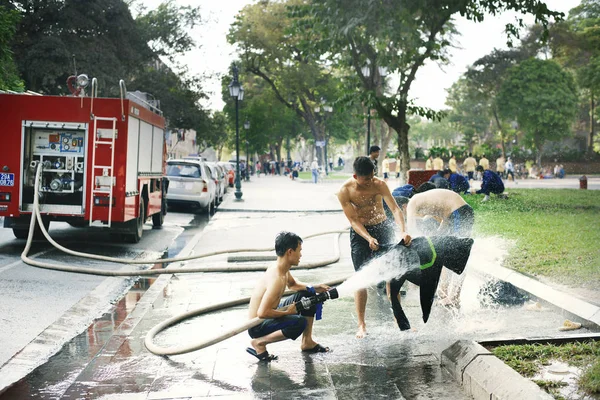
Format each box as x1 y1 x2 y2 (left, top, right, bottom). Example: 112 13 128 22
337 156 412 338
247 232 331 361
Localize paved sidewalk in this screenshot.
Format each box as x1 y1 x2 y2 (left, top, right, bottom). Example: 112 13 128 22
4 176 599 399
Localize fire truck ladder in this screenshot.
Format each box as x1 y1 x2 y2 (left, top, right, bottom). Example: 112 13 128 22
89 116 117 227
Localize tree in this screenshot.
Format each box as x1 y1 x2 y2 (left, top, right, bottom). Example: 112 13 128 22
134 0 201 65
227 0 342 167
290 0 564 178
8 0 151 94
445 77 492 152
497 58 578 166
7 0 210 133
463 49 530 156
129 65 209 133
549 0 600 154
0 5 22 90
221 68 307 162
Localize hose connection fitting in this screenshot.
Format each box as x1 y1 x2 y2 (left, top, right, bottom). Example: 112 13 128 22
295 288 339 313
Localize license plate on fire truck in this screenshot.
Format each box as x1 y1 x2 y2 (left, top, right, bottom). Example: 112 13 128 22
0 173 14 186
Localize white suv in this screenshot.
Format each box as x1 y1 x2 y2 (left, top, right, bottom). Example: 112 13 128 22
166 159 217 215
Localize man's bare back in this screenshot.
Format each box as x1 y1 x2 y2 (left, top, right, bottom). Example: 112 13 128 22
406 189 467 229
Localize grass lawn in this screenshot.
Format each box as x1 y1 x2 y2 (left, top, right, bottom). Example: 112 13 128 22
463 189 600 289
492 341 600 398
296 171 349 181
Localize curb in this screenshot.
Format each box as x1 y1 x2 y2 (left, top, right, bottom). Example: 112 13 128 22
440 252 600 400
441 340 554 400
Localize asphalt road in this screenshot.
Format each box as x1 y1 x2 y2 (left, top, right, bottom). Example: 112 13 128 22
0 211 205 374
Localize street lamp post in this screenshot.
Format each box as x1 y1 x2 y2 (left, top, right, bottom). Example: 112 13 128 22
229 65 244 200
244 119 250 182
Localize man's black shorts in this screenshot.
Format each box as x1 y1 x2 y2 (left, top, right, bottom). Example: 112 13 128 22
350 219 395 271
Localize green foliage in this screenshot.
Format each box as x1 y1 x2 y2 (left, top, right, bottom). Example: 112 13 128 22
497 58 579 165
492 341 600 395
445 77 491 149
289 0 565 174
9 0 152 94
6 0 209 132
0 5 23 91
580 358 600 394
466 189 600 288
134 0 200 65
130 66 208 131
227 1 358 165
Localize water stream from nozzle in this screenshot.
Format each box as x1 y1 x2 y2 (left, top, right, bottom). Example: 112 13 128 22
335 246 415 298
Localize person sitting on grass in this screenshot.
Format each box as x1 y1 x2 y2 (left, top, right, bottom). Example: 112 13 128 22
474 165 506 202
246 231 331 362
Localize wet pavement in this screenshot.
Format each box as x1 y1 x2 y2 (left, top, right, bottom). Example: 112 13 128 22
1 176 599 399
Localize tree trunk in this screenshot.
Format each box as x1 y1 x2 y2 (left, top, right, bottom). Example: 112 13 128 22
589 90 595 154
535 134 543 168
378 105 410 183
492 108 506 158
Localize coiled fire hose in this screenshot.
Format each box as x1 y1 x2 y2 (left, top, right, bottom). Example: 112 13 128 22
23 163 351 355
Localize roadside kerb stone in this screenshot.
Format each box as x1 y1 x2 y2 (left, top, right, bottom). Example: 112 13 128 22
441 340 554 400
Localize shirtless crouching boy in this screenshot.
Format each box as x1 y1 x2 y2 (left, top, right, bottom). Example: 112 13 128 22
247 231 331 361
337 156 412 338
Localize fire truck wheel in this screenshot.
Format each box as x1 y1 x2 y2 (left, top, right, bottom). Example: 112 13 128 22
152 209 164 227
125 201 144 243
13 219 50 240
12 228 28 239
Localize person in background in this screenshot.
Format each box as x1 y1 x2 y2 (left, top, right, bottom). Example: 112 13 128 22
328 157 334 172
368 145 381 176
448 154 457 173
381 155 390 181
425 155 433 170
463 153 477 180
310 158 319 184
396 156 401 179
479 154 490 171
496 155 506 179
429 169 450 189
448 172 470 194
474 165 506 201
432 154 444 170
505 157 515 182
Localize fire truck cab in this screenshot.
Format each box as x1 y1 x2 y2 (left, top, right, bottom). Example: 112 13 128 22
0 83 168 243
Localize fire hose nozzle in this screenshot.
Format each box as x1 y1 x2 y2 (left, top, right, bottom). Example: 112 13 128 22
295 288 339 313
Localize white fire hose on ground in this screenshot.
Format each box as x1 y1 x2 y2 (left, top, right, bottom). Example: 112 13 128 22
22 164 350 356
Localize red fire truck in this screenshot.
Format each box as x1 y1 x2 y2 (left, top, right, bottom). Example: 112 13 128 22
0 78 167 243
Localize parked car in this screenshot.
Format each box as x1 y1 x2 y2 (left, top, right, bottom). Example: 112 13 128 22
206 162 227 204
165 159 216 215
218 161 236 187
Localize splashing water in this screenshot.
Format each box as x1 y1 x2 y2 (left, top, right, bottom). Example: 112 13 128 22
336 246 418 298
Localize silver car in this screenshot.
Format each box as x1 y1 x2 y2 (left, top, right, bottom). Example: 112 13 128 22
166 159 217 215
206 162 227 204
